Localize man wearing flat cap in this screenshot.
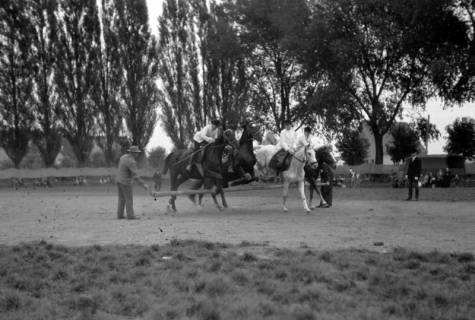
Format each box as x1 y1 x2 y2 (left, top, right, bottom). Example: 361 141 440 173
116 145 149 219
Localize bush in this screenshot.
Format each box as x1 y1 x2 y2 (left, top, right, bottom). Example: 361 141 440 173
147 147 166 169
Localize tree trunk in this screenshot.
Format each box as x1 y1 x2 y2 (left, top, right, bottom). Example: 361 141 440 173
373 130 384 164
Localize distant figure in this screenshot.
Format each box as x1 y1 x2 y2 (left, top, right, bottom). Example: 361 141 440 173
405 151 421 201
442 168 452 188
116 146 149 219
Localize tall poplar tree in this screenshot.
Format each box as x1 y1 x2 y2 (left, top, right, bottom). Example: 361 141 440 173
114 0 158 151
55 0 101 166
158 0 195 148
30 0 63 167
93 0 125 165
0 0 35 167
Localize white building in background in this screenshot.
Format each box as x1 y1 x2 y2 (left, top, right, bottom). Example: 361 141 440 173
358 122 394 165
358 122 426 165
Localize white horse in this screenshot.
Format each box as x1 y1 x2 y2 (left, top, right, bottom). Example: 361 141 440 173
254 144 280 181
281 146 318 213
255 145 317 212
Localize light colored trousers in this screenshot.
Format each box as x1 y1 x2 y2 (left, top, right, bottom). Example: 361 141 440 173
117 183 134 218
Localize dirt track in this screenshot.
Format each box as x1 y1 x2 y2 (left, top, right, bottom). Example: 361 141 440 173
0 185 474 253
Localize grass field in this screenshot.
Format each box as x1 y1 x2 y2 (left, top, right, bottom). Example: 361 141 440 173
1 240 474 320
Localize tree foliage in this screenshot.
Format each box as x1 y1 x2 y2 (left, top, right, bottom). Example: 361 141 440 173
299 0 469 163
147 146 167 168
114 0 158 151
0 0 35 167
433 0 475 103
386 123 420 164
93 0 126 166
55 0 101 166
158 0 200 148
415 117 441 148
30 0 63 167
235 0 310 131
445 117 475 160
336 129 369 165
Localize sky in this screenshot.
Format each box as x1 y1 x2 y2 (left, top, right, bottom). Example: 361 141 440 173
145 0 474 154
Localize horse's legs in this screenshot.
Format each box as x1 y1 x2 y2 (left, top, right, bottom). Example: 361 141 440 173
308 181 315 209
208 179 223 211
167 173 178 212
188 179 203 206
282 179 290 212
219 181 228 209
168 173 188 212
299 180 310 213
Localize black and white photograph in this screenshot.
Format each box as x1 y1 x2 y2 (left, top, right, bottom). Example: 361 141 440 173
0 0 474 319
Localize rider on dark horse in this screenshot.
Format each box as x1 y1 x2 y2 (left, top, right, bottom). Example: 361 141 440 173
186 119 222 177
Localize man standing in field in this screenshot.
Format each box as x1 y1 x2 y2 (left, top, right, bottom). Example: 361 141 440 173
116 146 149 219
406 151 422 201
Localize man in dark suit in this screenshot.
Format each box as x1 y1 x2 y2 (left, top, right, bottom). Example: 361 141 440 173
406 151 422 201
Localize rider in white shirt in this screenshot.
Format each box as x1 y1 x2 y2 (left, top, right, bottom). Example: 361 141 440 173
186 119 221 175
279 121 297 152
295 126 313 150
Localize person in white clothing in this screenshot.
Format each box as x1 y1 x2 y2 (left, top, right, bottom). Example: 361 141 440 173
186 119 221 175
295 126 313 150
279 120 297 152
270 120 297 173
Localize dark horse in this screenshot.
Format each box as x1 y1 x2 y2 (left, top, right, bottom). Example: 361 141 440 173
156 129 237 212
156 123 260 212
222 122 259 186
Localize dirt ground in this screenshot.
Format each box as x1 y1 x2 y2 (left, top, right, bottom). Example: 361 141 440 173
0 184 474 253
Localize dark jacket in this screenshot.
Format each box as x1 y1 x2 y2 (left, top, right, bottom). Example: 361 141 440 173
406 156 422 179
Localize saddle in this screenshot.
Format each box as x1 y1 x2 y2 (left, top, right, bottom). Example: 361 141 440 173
269 149 292 172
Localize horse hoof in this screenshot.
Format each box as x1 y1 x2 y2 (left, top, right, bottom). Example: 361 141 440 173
283 207 288 212
310 205 317 210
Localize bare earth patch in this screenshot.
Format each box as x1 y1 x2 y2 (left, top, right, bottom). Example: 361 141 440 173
0 185 474 253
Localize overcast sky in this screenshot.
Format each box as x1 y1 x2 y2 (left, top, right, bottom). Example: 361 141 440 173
145 0 474 154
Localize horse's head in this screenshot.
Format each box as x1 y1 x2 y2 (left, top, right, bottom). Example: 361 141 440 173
305 146 318 168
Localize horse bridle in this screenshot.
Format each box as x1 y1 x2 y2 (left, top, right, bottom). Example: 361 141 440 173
292 146 317 166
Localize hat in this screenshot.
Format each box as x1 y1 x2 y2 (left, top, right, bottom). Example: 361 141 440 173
127 145 142 153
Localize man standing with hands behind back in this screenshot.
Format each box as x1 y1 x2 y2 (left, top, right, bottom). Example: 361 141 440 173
116 145 149 219
406 151 422 201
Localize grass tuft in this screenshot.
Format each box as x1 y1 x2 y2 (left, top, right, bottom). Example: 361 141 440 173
0 241 473 320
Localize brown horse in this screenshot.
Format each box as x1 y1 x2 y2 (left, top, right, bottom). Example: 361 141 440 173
157 129 238 212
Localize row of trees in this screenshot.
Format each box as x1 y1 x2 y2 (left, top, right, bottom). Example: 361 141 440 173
336 116 475 165
1 0 474 167
158 0 474 162
0 0 158 167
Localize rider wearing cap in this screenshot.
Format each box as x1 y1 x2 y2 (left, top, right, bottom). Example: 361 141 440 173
186 119 222 175
296 126 313 150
